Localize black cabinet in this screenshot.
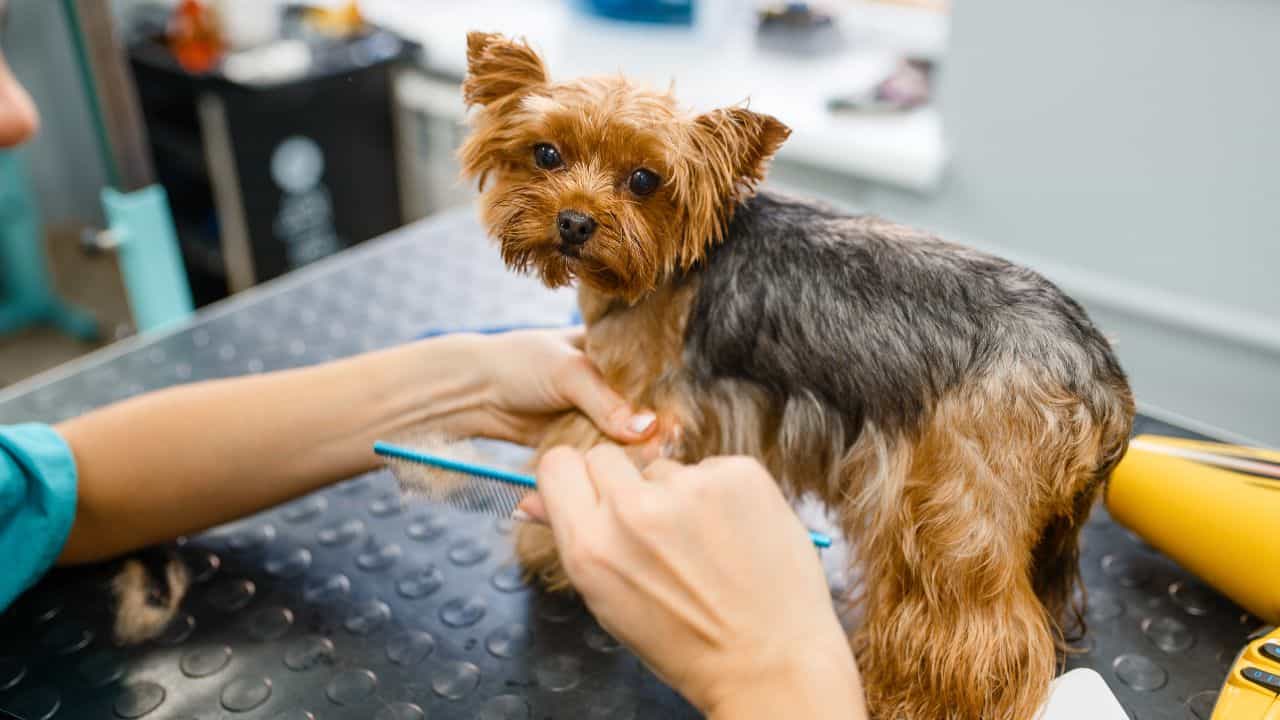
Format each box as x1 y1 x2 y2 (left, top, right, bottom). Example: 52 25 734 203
129 24 411 306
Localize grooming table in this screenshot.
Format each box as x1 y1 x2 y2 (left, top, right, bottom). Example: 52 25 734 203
0 208 1253 719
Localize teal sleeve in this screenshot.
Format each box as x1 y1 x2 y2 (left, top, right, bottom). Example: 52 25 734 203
0 423 78 613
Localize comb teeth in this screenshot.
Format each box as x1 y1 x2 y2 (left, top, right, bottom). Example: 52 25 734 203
383 455 532 518
376 440 836 549
438 475 531 516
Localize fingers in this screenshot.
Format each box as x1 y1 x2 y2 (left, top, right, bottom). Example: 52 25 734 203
628 436 665 466
555 356 656 443
536 446 598 511
583 444 648 500
517 440 655 525
641 458 684 483
559 326 586 349
533 447 597 548
513 492 548 524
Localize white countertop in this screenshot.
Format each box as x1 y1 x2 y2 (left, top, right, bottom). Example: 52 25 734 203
362 0 949 192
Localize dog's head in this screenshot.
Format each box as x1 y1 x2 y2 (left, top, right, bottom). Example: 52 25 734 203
459 32 790 302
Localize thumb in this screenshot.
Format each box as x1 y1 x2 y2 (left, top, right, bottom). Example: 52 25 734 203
557 357 656 443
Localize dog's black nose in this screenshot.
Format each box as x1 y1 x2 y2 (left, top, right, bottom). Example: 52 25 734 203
557 210 596 245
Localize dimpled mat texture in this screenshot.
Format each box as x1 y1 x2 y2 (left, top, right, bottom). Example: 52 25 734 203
0 209 1258 720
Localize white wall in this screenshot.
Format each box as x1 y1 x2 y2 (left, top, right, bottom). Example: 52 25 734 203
771 0 1280 445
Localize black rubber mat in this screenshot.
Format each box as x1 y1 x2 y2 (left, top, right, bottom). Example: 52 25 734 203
0 209 1255 719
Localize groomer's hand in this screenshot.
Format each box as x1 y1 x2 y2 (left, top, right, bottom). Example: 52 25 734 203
437 328 657 447
519 446 867 720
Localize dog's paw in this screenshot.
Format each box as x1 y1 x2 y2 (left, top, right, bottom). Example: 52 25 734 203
514 521 573 592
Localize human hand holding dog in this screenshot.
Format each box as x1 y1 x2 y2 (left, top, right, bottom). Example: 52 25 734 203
445 327 658 446
519 446 867 720
55 329 653 565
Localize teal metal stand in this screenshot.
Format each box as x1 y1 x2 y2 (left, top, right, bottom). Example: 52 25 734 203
60 0 194 335
102 185 193 333
0 149 99 340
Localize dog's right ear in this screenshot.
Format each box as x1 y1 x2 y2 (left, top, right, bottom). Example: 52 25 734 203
463 32 549 108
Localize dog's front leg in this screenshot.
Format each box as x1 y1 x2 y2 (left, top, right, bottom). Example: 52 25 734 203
514 407 683 591
511 411 601 590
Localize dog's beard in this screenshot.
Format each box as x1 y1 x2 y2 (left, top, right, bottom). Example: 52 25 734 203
485 190 571 287
488 193 657 300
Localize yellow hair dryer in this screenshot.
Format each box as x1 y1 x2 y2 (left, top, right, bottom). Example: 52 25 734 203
1107 435 1280 718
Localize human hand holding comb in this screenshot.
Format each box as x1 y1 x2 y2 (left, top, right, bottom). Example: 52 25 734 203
374 441 857 716
527 446 867 720
373 441 831 548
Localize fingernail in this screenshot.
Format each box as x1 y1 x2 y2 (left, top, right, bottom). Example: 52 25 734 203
510 508 534 523
628 413 656 434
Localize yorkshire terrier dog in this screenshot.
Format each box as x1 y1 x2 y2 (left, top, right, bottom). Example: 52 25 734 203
459 32 1134 720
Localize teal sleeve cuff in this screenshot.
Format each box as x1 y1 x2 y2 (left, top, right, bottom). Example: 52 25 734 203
0 423 78 613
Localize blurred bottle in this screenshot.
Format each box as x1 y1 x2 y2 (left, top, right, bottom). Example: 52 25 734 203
168 0 224 73
212 0 282 51
580 0 695 25
305 0 366 38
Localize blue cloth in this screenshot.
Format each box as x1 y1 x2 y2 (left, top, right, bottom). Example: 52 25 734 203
0 424 77 613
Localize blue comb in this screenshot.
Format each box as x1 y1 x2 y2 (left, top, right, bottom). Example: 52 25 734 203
413 323 571 341
374 440 833 549
412 311 582 341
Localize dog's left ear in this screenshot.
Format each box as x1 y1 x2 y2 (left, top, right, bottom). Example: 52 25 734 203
463 32 549 108
692 107 791 191
672 107 790 267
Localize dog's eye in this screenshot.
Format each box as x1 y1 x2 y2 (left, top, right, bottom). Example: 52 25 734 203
533 144 563 170
628 168 660 197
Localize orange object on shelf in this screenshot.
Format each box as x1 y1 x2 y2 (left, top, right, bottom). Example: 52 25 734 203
305 1 365 37
168 0 224 73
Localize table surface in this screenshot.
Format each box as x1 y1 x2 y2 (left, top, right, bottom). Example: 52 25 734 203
0 208 1256 720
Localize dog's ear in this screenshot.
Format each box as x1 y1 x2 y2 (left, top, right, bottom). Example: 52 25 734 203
463 32 549 108
692 107 790 191
671 106 790 267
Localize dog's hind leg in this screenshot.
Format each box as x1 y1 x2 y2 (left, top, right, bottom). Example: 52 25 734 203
842 375 1121 720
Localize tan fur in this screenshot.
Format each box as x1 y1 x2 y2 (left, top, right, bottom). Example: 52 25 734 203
112 556 190 644
462 31 1136 720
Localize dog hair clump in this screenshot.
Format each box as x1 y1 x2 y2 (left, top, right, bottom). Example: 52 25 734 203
112 555 190 644
384 433 483 500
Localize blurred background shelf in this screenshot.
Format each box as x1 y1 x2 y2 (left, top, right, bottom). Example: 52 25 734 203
127 11 414 305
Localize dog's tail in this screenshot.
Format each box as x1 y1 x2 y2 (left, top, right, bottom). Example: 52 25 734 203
111 550 190 644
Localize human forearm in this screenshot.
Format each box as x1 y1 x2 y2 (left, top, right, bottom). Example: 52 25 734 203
55 337 483 564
